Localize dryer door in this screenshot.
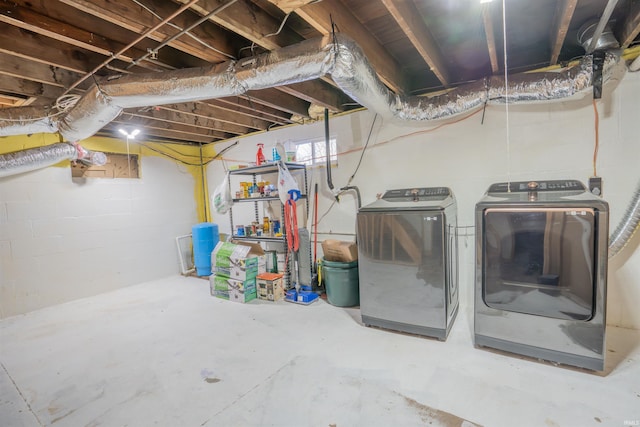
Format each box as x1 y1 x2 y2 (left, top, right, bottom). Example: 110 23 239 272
482 207 596 321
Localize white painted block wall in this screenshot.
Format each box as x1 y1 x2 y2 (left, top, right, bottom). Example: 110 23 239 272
208 69 640 330
0 156 198 318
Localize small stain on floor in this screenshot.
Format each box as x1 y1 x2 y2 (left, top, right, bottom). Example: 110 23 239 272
594 417 602 423
204 377 221 384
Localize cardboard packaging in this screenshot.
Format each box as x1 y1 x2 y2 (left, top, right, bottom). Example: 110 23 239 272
256 272 285 301
210 274 257 303
211 240 265 280
322 239 358 262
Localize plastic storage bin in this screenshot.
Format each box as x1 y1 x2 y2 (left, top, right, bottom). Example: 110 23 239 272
192 222 219 276
322 258 359 307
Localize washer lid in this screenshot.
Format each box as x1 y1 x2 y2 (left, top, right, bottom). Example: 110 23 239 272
361 187 454 211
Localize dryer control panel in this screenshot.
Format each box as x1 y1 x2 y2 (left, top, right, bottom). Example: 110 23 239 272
488 180 585 194
382 187 450 202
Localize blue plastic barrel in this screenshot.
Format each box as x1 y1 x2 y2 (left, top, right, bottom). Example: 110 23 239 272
192 222 219 276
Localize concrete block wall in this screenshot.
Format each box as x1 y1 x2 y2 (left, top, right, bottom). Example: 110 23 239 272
0 156 198 318
208 69 640 330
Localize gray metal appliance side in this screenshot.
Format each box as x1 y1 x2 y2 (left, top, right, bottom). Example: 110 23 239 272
444 201 459 325
473 197 609 368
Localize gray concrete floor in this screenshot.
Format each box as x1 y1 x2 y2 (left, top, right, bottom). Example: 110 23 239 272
1 275 639 427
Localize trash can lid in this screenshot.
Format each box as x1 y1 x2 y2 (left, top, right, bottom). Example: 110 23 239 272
322 258 358 268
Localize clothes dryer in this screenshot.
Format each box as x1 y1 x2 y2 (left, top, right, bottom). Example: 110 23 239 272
475 180 609 370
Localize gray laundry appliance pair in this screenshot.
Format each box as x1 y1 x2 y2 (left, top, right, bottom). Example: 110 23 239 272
357 180 609 371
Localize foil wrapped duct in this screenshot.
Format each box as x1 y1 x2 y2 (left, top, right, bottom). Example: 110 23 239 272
609 179 640 258
0 143 107 178
0 106 58 136
0 34 624 142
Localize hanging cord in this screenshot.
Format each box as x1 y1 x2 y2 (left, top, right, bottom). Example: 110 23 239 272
592 99 600 176
502 0 511 191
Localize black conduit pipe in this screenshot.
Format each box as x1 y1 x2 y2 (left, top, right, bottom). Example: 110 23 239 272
324 108 334 190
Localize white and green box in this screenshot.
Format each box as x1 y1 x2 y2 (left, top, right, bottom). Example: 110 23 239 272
211 241 264 280
210 274 257 303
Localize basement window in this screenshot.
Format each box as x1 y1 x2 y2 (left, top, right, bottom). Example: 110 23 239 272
71 152 140 179
292 138 337 167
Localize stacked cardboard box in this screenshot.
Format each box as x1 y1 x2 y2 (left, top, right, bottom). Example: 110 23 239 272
256 272 284 301
209 241 266 303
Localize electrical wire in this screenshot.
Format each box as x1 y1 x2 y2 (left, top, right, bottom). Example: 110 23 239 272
130 0 236 60
346 113 377 186
592 99 600 176
502 0 511 190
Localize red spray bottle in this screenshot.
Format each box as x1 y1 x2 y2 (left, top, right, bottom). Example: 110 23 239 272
256 143 266 165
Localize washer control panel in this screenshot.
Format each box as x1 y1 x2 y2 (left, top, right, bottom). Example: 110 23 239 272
382 187 450 202
488 180 585 194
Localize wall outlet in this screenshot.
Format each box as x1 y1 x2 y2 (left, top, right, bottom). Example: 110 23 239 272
589 177 603 196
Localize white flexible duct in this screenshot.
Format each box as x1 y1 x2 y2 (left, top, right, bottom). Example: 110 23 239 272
0 143 107 178
0 34 623 141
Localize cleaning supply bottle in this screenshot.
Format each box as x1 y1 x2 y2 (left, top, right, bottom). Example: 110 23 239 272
256 143 266 166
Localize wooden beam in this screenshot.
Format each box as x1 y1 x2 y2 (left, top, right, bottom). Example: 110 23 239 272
160 102 271 131
126 109 249 136
0 24 138 74
0 52 83 88
180 0 303 50
277 80 347 112
549 0 578 65
105 122 222 144
0 3 165 71
618 0 640 48
0 75 65 99
59 0 237 63
214 98 294 125
244 89 310 118
283 0 406 93
481 2 499 74
114 115 231 141
266 0 316 14
180 0 346 111
380 0 450 87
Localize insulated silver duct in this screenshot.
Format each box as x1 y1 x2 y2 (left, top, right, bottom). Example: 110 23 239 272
0 143 107 178
609 180 640 258
0 34 623 141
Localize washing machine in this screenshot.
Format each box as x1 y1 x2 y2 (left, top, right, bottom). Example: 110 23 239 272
475 180 609 370
357 187 458 340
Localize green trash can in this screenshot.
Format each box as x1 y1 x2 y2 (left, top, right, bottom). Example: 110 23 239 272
322 258 359 307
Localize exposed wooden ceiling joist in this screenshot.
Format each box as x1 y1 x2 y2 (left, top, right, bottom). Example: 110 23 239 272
0 75 65 99
160 102 270 131
180 0 347 112
1 0 638 147
126 109 250 136
380 0 450 87
618 0 640 48
0 24 133 74
115 115 232 141
59 0 237 63
0 52 83 89
481 2 499 74
276 0 406 93
0 3 167 71
549 0 578 65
